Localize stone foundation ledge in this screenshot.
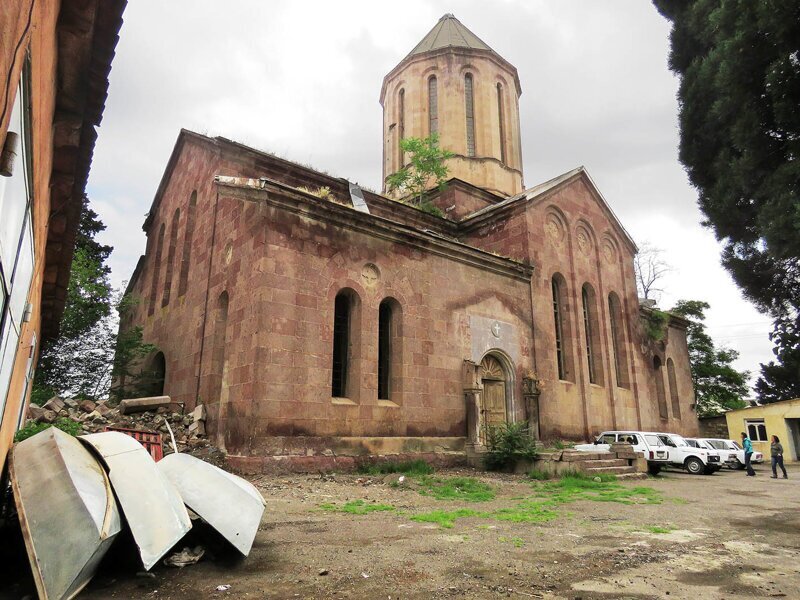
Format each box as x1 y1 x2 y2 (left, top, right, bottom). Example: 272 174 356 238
226 436 467 474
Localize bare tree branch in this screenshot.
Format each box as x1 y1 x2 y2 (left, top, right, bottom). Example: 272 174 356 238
634 242 672 302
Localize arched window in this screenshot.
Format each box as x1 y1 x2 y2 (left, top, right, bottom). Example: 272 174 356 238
332 289 360 399
428 76 438 136
581 284 604 386
162 207 180 307
667 358 681 419
551 274 574 382
608 292 629 388
178 191 197 297
211 291 229 405
464 73 476 157
397 88 405 167
148 223 165 315
378 298 403 402
496 83 506 164
653 356 669 419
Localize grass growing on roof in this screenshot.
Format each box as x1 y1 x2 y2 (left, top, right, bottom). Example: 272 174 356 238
356 459 434 476
416 476 496 502
318 500 395 515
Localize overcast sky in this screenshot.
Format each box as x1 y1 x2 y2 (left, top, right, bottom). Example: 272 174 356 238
86 0 774 391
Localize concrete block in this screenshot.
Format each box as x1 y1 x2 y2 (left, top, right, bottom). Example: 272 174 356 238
79 399 96 413
42 396 65 413
192 403 206 422
118 395 180 415
28 405 45 420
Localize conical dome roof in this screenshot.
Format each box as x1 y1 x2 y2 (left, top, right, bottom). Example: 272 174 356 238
406 14 496 58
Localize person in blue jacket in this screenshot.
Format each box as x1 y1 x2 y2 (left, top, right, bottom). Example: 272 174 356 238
741 432 756 476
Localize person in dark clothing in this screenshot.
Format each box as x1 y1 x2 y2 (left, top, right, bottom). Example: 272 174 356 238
741 432 756 476
770 435 788 479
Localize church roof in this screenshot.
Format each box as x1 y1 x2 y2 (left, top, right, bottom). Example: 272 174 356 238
407 14 495 58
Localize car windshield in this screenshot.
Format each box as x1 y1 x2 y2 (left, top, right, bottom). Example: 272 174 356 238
685 440 699 448
671 435 688 447
706 440 727 450
731 441 742 450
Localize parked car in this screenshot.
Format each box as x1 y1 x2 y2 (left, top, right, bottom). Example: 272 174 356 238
574 430 670 475
655 433 720 475
683 438 724 473
700 438 764 470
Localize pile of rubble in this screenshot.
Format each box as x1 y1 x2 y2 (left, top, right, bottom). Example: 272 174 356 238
26 395 214 455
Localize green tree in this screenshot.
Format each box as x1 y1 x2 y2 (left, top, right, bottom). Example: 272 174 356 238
671 300 749 416
385 134 454 209
654 0 800 403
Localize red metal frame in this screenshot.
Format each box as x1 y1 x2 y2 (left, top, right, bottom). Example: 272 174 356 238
104 426 164 461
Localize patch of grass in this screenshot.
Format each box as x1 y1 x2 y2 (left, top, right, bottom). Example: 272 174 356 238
492 500 560 524
528 469 551 481
416 476 496 502
410 509 486 529
668 497 689 505
645 525 676 534
532 473 662 506
499 536 525 548
356 459 434 476
318 500 395 515
14 417 81 442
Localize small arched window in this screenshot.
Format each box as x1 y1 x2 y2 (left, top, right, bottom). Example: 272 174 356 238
464 73 476 157
496 83 506 164
653 356 669 419
398 88 405 166
581 283 604 386
428 76 438 136
378 298 403 402
162 207 180 307
608 292 629 388
148 223 166 315
667 358 681 419
332 289 360 399
552 274 574 382
178 191 197 297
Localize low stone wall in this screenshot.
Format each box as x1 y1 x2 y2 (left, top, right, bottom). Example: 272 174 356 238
512 446 648 476
226 436 467 474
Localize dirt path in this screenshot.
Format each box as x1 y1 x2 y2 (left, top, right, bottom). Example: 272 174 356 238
4 463 800 599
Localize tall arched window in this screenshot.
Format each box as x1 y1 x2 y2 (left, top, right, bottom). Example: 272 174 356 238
581 283 604 386
378 298 403 402
552 274 574 382
464 73 476 157
496 83 506 164
428 76 438 136
148 224 165 316
178 191 197 297
162 207 180 307
211 291 229 405
667 358 681 419
608 292 629 388
653 356 669 419
332 289 360 399
397 88 405 167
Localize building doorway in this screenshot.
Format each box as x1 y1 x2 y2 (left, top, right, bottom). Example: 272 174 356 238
480 354 509 444
786 419 800 461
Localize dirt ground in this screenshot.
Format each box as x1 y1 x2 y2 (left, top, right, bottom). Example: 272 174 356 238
3 462 800 599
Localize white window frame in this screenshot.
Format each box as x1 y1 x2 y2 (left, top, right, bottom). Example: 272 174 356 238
746 419 768 442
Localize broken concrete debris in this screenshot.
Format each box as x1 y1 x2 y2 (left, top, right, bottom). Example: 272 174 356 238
163 545 205 568
118 395 182 415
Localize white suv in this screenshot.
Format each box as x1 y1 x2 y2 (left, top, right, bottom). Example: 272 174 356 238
700 438 764 470
656 433 720 475
684 438 724 473
574 430 670 475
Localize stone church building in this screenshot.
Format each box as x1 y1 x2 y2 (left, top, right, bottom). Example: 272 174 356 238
123 15 699 468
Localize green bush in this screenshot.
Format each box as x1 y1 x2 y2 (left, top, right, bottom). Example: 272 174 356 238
14 418 82 443
484 421 538 471
419 201 445 218
528 468 551 481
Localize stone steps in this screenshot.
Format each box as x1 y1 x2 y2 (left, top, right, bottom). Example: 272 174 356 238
584 459 628 468
584 465 637 475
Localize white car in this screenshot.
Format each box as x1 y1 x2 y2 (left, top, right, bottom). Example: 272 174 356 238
684 438 724 473
700 438 764 470
574 430 670 475
655 433 721 475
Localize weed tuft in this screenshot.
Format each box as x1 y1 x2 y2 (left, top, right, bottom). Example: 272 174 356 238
416 476 496 502
318 500 395 515
356 459 434 476
528 469 551 481
410 509 486 529
14 418 81 443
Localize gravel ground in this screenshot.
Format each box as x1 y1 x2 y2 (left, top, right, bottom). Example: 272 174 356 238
3 462 799 599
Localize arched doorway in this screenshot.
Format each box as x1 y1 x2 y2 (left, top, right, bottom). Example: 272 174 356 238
480 354 510 443
143 351 166 397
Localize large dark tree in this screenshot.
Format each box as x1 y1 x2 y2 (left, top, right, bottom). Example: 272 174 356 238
671 300 749 416
654 0 800 402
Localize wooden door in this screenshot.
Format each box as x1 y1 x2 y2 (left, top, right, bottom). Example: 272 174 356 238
480 355 508 444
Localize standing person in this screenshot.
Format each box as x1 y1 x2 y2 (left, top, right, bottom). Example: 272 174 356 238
770 435 789 479
741 432 756 476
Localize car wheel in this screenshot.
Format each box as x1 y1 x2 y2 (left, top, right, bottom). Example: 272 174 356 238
647 463 662 476
686 457 704 475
